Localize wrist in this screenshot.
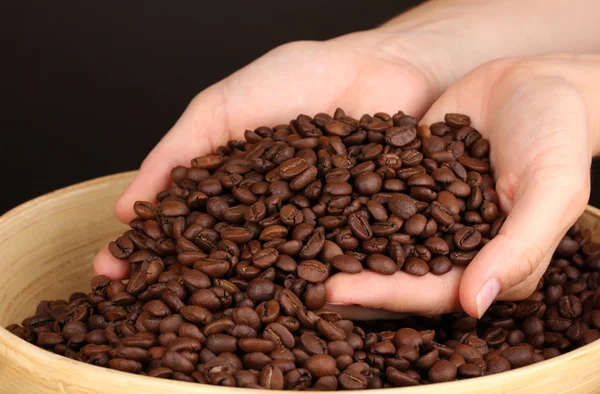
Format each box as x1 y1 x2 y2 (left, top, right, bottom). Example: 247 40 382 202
370 0 600 96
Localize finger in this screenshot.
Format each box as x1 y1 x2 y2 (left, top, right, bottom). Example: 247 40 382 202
325 267 463 316
496 248 552 301
460 165 589 318
93 246 130 280
114 85 231 224
418 59 510 129
321 304 410 321
457 81 592 317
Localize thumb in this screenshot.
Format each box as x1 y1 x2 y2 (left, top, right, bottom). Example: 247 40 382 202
460 164 590 318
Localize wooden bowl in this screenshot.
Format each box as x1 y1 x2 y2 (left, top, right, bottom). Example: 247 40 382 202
1 171 600 393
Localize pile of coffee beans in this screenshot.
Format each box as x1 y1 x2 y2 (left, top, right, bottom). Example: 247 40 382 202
113 109 502 278
7 110 600 390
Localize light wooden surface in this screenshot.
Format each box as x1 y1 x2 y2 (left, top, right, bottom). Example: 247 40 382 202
1 171 600 394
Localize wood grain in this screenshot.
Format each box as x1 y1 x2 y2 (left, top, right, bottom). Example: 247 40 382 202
1 171 600 393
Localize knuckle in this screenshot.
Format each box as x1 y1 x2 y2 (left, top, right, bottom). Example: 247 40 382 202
500 234 545 290
520 241 546 280
499 279 538 301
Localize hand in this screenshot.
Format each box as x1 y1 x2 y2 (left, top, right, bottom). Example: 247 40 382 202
94 0 600 283
93 29 447 279
327 53 600 318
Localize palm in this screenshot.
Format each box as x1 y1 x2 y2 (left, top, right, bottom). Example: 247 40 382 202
207 36 435 148
95 32 437 279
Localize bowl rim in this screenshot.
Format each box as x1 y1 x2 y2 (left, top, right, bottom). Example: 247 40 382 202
0 170 138 223
1 171 599 393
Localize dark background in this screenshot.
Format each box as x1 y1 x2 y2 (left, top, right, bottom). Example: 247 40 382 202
1 1 597 214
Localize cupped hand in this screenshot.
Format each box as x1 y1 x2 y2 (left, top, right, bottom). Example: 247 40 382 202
93 29 445 279
327 54 597 318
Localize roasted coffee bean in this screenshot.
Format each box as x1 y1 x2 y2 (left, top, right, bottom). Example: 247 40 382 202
454 227 482 251
404 257 430 276
238 338 275 353
305 354 337 377
297 260 328 283
316 319 346 341
386 367 418 387
180 305 213 324
347 213 373 241
264 322 295 348
299 227 325 259
428 359 457 383
501 346 534 368
253 248 279 269
260 365 284 390
559 295 583 319
388 194 417 220
332 255 363 274
366 254 396 275
393 328 422 349
429 256 453 275
278 289 303 317
245 278 275 302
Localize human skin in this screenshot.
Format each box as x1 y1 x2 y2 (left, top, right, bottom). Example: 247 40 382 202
327 53 600 318
93 0 600 318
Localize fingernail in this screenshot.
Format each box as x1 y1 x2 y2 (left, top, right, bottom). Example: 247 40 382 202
476 278 500 318
325 302 349 306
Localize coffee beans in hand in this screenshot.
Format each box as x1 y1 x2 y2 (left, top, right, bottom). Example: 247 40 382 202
6 109 600 389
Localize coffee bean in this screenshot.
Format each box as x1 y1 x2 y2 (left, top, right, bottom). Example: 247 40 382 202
258 365 284 390
108 235 135 259
278 289 303 317
346 213 372 241
388 194 417 220
500 346 534 368
107 358 141 374
393 328 422 349
428 359 457 383
305 354 337 377
559 295 582 319
161 351 195 374
280 205 304 226
332 255 363 274
264 322 295 348
355 172 383 195
277 157 307 180
366 254 396 275
386 367 418 387
205 333 238 354
404 257 430 276
299 227 325 259
316 319 346 341
297 260 328 283
340 368 369 389
143 300 171 318
444 113 471 128
246 279 276 302
304 283 327 310
454 226 482 251
404 214 427 235
253 248 279 269
385 125 417 147
283 368 312 390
